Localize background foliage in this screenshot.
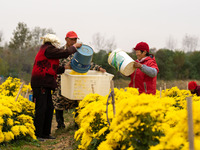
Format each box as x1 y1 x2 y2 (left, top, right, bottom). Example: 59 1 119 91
1 22 200 83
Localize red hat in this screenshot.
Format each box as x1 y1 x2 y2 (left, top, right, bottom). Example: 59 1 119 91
66 31 78 38
188 81 197 90
134 42 149 53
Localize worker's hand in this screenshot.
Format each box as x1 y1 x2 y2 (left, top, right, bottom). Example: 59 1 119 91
133 62 142 68
65 61 71 69
73 43 82 49
99 67 106 73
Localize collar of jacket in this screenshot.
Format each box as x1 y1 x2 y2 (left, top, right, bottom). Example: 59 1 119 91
138 57 147 63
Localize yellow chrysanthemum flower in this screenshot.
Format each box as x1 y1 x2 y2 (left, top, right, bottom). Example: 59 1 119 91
3 131 14 142
7 118 14 126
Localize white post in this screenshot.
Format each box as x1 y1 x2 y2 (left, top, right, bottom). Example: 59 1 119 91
160 87 162 98
164 83 166 91
15 83 24 101
186 97 194 150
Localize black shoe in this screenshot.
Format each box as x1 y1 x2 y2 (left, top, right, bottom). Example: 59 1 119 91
37 137 45 141
42 135 56 139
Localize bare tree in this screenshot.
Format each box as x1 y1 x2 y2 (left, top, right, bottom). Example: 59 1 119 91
182 34 199 52
30 27 55 47
106 36 117 52
150 48 157 54
165 35 177 50
90 33 117 52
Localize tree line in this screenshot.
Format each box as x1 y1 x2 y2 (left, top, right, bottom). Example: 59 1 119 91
0 22 200 83
0 22 55 82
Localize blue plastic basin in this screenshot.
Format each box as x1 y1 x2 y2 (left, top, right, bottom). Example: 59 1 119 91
71 44 94 73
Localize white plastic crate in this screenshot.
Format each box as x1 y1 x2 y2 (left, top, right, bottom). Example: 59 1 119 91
61 69 114 100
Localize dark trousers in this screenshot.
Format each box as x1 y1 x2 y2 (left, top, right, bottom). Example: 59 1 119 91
33 87 54 137
55 110 65 128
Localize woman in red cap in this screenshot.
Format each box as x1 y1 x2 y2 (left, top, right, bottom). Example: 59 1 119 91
188 81 200 96
52 31 106 129
129 42 159 95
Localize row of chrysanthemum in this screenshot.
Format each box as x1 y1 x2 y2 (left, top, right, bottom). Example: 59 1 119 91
74 87 200 150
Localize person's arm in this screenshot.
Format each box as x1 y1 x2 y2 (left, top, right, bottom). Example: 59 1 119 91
45 45 77 59
140 65 157 77
90 62 106 72
57 66 65 74
133 61 157 77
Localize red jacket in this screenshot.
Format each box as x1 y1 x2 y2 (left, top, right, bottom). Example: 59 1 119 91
31 42 77 89
129 55 159 95
191 86 200 96
31 44 59 89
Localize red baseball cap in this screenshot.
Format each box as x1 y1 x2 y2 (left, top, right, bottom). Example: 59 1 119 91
188 81 197 90
66 31 78 38
134 42 149 53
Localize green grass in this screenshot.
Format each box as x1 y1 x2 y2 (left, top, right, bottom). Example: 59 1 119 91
0 139 41 150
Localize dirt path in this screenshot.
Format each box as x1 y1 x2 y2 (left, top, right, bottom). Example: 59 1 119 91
39 110 78 150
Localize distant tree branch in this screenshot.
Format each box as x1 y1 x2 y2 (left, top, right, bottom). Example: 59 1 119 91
90 32 117 52
182 34 199 52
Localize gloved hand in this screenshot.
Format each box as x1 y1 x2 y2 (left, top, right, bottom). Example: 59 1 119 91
64 61 71 69
73 43 82 49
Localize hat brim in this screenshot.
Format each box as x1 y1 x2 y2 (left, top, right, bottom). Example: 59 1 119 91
68 36 79 39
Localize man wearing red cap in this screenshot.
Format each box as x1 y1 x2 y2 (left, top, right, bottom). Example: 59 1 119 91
188 81 200 96
52 31 106 129
129 42 159 95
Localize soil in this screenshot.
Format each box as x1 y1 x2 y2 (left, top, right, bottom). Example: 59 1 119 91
37 110 78 150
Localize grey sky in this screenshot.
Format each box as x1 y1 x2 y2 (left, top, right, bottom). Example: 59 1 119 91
1 0 200 52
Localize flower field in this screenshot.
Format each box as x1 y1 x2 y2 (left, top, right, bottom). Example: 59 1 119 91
74 87 200 150
1 77 200 150
0 77 36 144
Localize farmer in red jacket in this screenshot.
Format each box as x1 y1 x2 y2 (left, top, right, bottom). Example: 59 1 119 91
188 81 200 96
31 34 82 141
129 42 159 95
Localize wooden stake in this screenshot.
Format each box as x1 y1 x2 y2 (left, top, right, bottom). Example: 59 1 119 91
186 97 194 150
106 95 110 125
110 80 116 116
106 80 116 126
15 83 24 101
